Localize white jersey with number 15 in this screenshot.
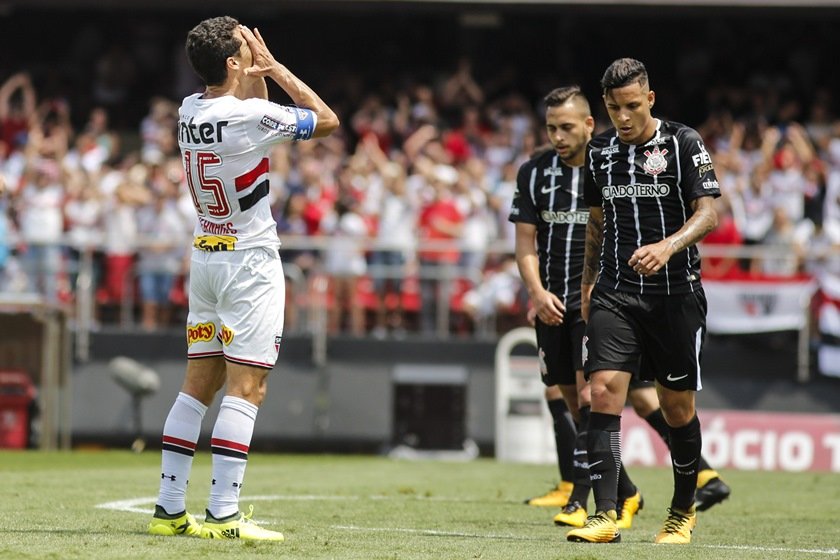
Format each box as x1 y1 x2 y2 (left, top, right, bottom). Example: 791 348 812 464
177 93 317 251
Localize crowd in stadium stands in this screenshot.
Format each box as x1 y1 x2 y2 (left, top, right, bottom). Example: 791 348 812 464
1 58 839 340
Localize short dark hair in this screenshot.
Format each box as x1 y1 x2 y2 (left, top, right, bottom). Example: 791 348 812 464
543 85 591 114
185 16 241 87
600 58 649 92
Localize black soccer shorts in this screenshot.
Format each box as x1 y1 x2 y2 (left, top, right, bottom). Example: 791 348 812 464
535 307 586 387
583 285 707 391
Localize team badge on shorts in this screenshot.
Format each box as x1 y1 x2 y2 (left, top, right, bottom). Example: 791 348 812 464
642 146 669 176
538 347 548 377
274 335 282 353
581 335 589 365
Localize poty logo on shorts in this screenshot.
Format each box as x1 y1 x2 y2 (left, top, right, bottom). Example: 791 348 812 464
601 183 670 200
220 325 235 346
187 322 215 346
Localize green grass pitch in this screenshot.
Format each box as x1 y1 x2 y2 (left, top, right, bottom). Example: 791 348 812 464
1 451 838 559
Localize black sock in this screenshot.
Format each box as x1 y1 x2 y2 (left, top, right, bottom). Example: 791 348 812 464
548 398 576 483
587 412 621 513
646 408 712 472
669 414 702 511
617 463 637 500
569 405 591 506
644 408 671 443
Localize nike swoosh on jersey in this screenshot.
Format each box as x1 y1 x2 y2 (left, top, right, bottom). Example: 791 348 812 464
666 373 689 382
540 184 563 194
600 161 617 170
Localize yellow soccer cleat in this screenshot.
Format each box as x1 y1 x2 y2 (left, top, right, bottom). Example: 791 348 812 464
553 501 587 528
524 481 573 507
566 510 620 543
148 505 202 537
200 505 285 542
616 491 644 529
655 507 697 544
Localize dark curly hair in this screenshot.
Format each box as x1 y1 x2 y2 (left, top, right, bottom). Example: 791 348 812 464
185 16 242 87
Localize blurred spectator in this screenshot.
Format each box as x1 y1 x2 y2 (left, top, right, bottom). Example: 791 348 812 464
701 196 744 280
321 195 369 336
823 157 840 243
0 72 36 156
140 97 178 165
454 157 493 277
15 160 65 300
63 169 104 292
275 187 315 332
359 135 416 338
439 57 485 112
461 253 523 333
761 124 819 224
97 164 149 314
753 205 808 277
416 162 463 335
135 178 188 331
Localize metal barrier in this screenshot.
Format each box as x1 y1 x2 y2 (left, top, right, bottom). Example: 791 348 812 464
3 238 838 381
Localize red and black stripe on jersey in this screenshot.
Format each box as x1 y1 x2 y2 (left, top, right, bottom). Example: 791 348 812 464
509 150 587 312
583 120 721 296
235 157 269 212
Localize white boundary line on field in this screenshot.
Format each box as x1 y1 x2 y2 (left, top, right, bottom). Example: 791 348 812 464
95 494 362 514
95 493 497 514
95 495 840 556
331 525 840 555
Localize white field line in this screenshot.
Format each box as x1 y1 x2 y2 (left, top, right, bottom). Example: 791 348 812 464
95 494 362 514
96 495 840 556
95 493 495 514
332 525 840 555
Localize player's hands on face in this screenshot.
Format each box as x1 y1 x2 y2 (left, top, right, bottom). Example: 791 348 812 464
239 25 278 77
533 289 565 326
629 239 672 276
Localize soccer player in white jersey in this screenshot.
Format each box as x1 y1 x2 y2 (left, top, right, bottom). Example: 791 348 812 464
148 16 338 542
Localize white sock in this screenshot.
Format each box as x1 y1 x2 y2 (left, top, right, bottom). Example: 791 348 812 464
208 396 258 519
157 392 207 515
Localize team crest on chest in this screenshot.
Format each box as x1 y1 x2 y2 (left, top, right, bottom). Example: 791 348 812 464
642 146 669 176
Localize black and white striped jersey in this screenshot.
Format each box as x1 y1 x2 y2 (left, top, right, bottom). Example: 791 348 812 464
509 149 588 311
583 119 721 295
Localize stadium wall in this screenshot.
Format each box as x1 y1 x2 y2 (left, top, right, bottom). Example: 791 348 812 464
69 331 840 459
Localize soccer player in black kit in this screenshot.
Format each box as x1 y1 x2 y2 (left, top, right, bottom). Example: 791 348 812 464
512 85 729 532
566 58 720 544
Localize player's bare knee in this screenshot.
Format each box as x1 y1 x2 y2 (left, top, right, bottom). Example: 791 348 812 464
659 398 695 427
628 387 658 417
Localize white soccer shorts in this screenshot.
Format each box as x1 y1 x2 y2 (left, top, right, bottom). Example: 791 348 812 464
186 246 285 369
